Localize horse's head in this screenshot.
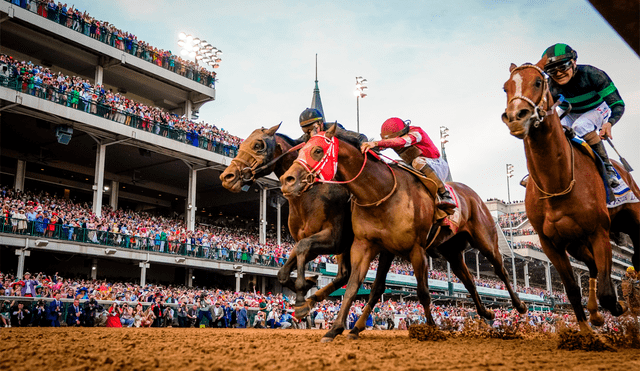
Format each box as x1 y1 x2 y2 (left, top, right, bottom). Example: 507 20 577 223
501 58 552 139
280 124 339 198
220 123 281 192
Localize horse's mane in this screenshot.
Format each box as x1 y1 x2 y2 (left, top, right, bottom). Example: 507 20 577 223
275 132 301 147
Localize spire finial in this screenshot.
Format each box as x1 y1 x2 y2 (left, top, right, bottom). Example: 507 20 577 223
315 54 318 83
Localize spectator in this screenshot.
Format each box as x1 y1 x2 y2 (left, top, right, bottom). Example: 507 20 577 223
66 298 84 326
48 292 63 327
11 302 31 327
105 302 122 327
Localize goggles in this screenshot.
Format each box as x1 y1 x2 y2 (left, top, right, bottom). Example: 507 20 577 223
545 59 572 76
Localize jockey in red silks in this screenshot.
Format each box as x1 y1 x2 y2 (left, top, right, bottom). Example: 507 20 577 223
360 117 456 210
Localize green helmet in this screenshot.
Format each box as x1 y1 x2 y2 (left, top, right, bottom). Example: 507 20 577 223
299 108 324 128
541 43 577 74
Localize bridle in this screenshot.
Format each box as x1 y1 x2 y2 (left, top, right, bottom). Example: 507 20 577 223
229 135 304 184
508 64 575 199
507 64 560 128
292 133 397 207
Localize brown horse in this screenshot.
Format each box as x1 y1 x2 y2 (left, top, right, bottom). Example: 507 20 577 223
220 124 354 316
281 125 527 342
502 61 640 332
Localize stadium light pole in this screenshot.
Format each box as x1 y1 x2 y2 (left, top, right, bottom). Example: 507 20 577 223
439 126 449 162
354 76 367 133
506 163 517 287
178 32 222 69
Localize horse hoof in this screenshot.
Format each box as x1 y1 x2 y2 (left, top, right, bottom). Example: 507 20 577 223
590 312 605 327
320 337 334 343
618 300 629 315
517 304 528 315
294 302 312 320
346 332 359 340
482 309 495 320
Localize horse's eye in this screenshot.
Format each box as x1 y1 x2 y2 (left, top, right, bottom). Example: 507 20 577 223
253 141 263 150
534 79 542 88
314 148 323 155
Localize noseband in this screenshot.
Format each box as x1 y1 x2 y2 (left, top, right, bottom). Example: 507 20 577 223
508 64 551 128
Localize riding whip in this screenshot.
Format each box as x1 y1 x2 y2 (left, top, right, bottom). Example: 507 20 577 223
605 137 633 172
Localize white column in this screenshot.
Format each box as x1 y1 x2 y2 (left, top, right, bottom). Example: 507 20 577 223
576 272 582 291
186 167 197 231
184 99 193 120
524 261 530 288
261 276 266 295
429 256 433 271
545 261 552 293
95 65 104 86
92 143 106 217
259 188 267 244
109 180 119 210
15 248 30 278
276 202 281 247
14 159 26 192
475 251 480 279
235 272 243 292
139 262 149 286
91 258 98 280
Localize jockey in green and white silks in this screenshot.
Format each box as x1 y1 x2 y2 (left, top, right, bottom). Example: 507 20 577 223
542 43 625 188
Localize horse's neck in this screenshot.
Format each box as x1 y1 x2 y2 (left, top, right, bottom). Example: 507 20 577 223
272 136 297 178
524 114 573 190
337 144 394 204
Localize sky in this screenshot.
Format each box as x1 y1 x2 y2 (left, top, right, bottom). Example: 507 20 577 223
79 0 639 202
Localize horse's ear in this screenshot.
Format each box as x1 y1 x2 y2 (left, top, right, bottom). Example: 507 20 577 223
535 56 547 71
265 123 281 136
509 63 517 72
326 123 337 138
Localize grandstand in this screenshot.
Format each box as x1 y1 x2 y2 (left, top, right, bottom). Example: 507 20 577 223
1 1 632 311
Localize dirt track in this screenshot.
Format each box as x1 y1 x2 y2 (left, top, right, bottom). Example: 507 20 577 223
1 328 638 371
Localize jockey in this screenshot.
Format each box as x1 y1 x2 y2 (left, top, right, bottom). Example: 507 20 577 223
360 117 456 210
298 107 368 144
542 43 624 188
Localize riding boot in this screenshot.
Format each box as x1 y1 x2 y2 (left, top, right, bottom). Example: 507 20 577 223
415 162 456 210
590 141 620 188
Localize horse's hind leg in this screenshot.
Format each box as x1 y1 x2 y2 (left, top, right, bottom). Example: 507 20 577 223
410 245 435 326
540 236 592 332
469 228 528 314
277 250 299 293
439 238 494 320
348 250 393 340
590 231 626 317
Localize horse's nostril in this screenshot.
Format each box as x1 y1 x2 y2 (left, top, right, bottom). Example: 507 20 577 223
223 173 235 182
284 176 296 185
517 109 530 120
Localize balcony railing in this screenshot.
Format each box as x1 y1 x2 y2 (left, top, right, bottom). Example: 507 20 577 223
0 75 237 157
4 0 216 88
0 216 319 272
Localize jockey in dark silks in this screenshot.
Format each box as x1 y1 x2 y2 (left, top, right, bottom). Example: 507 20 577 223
298 108 368 145
542 43 625 188
360 117 456 210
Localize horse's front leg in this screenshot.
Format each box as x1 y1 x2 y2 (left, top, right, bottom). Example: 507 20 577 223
321 239 377 343
277 250 298 293
591 231 626 317
348 250 394 340
409 245 435 326
293 229 338 306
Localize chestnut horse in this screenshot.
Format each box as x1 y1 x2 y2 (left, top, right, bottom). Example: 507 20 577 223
281 125 527 342
220 124 354 316
502 61 640 332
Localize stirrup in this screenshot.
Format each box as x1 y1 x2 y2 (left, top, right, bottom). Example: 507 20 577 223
520 175 529 188
605 165 620 188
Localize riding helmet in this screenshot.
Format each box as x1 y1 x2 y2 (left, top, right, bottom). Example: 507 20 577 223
380 117 410 139
299 108 324 128
541 43 577 74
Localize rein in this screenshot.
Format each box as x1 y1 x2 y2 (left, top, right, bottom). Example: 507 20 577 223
231 141 305 183
511 64 576 200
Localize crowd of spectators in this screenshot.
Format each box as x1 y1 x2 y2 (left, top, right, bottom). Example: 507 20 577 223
1 184 578 302
0 270 580 333
498 211 528 229
0 54 241 155
5 0 216 86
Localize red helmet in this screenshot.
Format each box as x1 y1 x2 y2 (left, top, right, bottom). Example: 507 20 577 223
380 117 410 139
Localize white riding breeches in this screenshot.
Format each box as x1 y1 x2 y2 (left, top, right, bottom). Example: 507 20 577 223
557 101 611 138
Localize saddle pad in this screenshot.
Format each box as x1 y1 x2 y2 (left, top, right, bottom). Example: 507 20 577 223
607 170 639 208
569 137 639 208
442 184 461 234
